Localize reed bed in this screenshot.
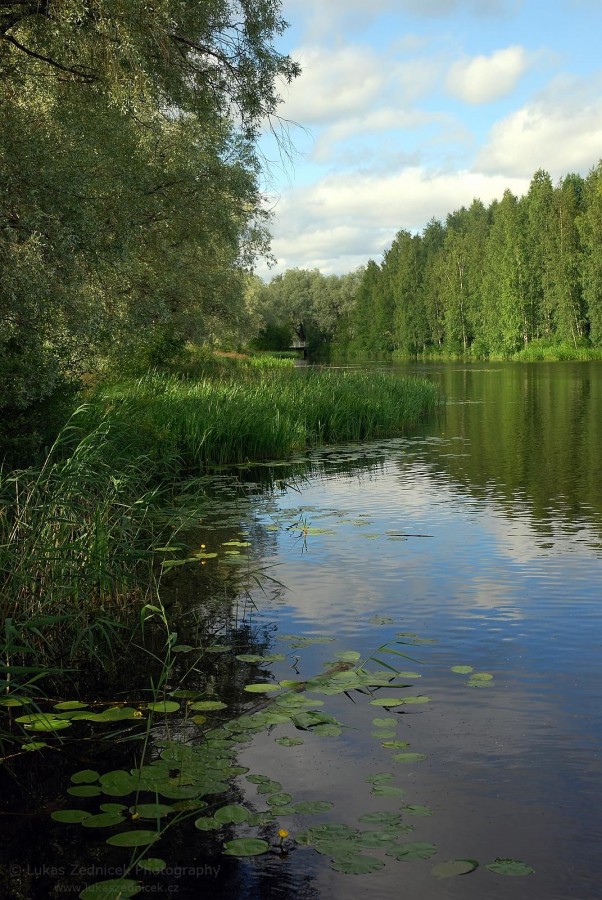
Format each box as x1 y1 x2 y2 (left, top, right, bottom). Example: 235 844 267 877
0 364 439 690
88 366 440 470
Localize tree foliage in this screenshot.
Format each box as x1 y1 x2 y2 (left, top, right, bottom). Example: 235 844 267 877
0 0 299 460
320 165 601 359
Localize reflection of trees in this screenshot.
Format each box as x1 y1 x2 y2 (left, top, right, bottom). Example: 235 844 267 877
396 362 602 537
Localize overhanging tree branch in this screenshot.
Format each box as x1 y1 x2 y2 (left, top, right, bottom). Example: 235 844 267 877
3 33 96 80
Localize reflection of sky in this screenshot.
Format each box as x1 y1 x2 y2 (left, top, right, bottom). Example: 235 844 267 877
238 439 602 900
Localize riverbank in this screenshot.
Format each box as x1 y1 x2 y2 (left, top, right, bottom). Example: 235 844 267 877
0 357 440 720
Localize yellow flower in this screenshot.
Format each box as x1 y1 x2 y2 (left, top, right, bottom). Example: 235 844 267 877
200 544 206 549
278 829 289 839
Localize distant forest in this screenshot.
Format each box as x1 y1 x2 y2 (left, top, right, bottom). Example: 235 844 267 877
256 164 602 358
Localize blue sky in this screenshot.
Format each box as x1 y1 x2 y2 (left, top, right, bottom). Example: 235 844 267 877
256 0 602 278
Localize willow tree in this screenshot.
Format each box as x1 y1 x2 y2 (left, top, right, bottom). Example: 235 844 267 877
0 1 299 458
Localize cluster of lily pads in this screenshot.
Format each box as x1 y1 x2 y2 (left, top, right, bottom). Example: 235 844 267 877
46 634 532 898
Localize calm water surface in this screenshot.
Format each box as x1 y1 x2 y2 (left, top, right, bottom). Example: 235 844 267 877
7 362 602 900
221 362 602 900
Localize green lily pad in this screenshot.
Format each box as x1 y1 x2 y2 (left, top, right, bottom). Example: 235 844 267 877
82 813 126 829
54 701 89 711
393 752 427 764
371 785 406 797
22 742 48 751
68 785 103 798
71 770 100 784
358 811 402 826
314 724 342 737
432 859 479 879
365 772 394 784
91 707 139 722
403 804 433 817
267 792 294 807
15 713 71 732
275 736 304 747
244 683 281 693
51 809 92 824
214 804 250 824
485 858 535 876
330 854 385 874
194 817 220 831
223 838 270 857
136 859 167 873
129 804 174 819
147 701 180 713
292 800 333 814
381 740 410 749
388 841 437 860
189 700 227 711
451 665 474 674
106 830 159 847
369 698 405 708
372 717 397 728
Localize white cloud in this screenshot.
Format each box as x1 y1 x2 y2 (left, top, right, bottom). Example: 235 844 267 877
283 0 519 37
478 74 602 177
259 166 528 276
446 46 531 104
279 46 438 130
279 45 389 126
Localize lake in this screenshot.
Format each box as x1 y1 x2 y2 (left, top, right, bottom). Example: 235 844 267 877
5 361 602 899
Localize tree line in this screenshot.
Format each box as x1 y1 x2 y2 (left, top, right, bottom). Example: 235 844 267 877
258 165 602 358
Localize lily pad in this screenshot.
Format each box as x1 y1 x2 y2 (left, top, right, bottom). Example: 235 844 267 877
358 811 402 826
403 804 433 817
485 858 535 876
189 700 227 711
275 736 304 747
369 698 405 708
388 842 437 860
292 800 333 814
214 804 251 824
129 804 174 819
451 665 474 674
371 785 406 797
106 830 159 847
393 752 427 764
372 717 397 728
82 813 126 829
71 770 100 784
194 817 220 831
51 809 92 824
147 701 180 713
136 859 167 873
432 859 479 879
68 785 103 798
223 838 270 857
244 683 281 693
329 854 385 874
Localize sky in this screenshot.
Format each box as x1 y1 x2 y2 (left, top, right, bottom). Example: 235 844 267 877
256 0 602 279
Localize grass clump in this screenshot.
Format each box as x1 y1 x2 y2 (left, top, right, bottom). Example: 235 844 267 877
86 365 440 471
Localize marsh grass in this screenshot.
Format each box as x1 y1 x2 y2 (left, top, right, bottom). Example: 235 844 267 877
87 366 440 470
0 362 438 716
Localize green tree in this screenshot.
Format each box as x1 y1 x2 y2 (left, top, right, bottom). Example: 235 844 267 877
577 163 602 346
0 1 299 458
